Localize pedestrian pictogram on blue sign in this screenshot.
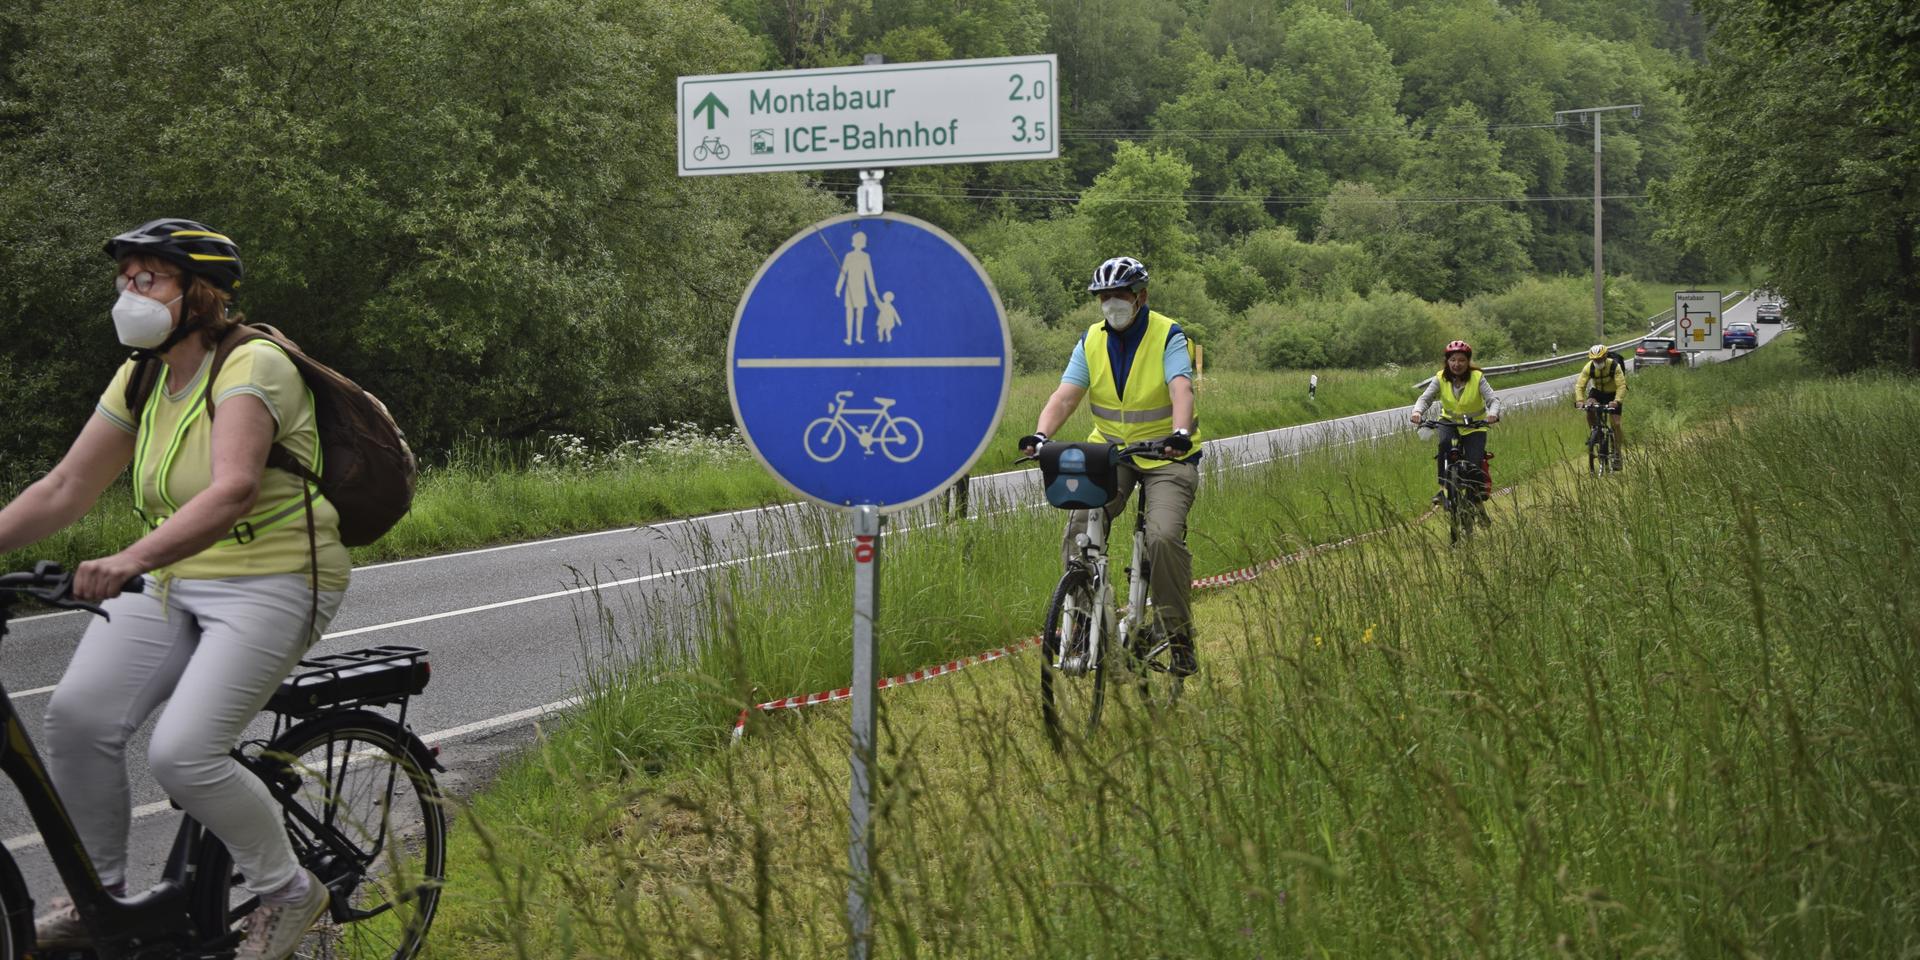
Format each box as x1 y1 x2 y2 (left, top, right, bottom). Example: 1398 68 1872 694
728 212 1011 512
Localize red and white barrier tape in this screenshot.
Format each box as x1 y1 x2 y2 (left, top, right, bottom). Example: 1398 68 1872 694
730 493 1503 741
733 635 1043 741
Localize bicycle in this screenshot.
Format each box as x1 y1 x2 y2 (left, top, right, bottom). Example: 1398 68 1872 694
803 390 925 464
1419 417 1493 544
691 136 729 161
1020 439 1186 750
0 562 445 959
1581 400 1621 475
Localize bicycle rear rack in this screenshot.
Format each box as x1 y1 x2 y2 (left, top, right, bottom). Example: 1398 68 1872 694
266 644 431 721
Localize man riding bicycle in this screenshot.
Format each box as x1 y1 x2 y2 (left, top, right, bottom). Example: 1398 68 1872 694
1019 256 1201 676
1410 340 1502 502
1574 343 1627 468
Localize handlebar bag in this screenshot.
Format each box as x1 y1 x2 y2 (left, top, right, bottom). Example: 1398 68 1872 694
1038 443 1117 510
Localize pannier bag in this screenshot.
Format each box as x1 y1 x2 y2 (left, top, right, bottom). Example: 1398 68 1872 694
1037 442 1118 510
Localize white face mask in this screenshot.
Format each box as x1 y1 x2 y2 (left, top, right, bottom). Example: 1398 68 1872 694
1101 297 1136 330
111 289 180 349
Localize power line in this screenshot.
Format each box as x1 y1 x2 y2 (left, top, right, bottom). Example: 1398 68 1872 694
813 185 1650 207
1060 120 1584 141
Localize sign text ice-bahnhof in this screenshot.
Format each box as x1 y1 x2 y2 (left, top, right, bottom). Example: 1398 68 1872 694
677 54 1059 176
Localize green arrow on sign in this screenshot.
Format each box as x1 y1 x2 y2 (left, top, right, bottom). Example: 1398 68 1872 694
693 92 729 130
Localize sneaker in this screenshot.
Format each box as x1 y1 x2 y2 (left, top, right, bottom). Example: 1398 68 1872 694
34 896 88 948
1168 635 1198 677
236 869 330 960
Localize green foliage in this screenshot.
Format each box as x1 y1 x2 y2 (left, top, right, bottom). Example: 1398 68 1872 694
1149 48 1302 236
1462 274 1645 355
0 0 840 469
1079 140 1198 269
1663 0 1920 371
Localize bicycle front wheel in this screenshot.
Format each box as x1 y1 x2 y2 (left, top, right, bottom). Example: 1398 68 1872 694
194 712 446 960
1040 566 1104 750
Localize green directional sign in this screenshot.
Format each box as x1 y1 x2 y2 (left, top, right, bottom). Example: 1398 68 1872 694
677 54 1059 177
693 92 729 130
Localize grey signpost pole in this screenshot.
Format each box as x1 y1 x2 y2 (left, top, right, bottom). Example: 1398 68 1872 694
692 50 1038 960
847 505 881 960
1556 104 1642 344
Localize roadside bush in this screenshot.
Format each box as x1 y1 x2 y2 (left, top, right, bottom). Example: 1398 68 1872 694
970 215 1093 324
1008 308 1086 375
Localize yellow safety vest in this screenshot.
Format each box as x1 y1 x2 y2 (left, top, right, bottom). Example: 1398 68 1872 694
1084 310 1202 469
1433 369 1489 435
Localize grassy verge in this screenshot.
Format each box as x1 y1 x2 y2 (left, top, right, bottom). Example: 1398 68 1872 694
3 363 1554 568
0 333 1729 571
418 339 1907 958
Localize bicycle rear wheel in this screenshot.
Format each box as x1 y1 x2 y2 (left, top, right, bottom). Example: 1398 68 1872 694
194 711 446 960
1040 566 1104 749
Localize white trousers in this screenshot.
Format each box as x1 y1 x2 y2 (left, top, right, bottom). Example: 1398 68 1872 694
43 574 345 894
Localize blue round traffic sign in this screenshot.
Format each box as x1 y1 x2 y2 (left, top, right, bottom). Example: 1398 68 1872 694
728 212 1010 512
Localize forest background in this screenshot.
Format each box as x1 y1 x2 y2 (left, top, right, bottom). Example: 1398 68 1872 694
0 0 1912 474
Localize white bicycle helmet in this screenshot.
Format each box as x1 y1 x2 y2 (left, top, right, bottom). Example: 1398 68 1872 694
1087 256 1149 293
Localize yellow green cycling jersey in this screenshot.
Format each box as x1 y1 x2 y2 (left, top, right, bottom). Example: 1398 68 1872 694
95 341 350 590
1575 357 1628 401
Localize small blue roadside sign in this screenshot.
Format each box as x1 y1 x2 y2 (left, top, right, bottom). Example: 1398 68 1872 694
728 211 1010 512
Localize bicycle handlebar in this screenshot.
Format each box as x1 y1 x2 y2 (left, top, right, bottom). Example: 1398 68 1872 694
0 562 145 619
1015 436 1185 465
1418 418 1490 430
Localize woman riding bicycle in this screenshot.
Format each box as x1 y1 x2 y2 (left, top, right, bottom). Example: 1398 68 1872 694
1409 340 1502 503
0 220 346 959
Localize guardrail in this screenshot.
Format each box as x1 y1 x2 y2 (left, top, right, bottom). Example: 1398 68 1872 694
1413 290 1748 389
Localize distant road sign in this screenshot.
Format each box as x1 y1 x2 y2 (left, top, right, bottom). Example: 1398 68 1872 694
1674 290 1723 351
679 55 1059 176
728 212 1010 512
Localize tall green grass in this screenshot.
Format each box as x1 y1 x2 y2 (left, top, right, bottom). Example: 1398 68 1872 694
420 340 1904 958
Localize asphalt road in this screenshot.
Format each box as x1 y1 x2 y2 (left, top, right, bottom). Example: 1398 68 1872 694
0 299 1785 896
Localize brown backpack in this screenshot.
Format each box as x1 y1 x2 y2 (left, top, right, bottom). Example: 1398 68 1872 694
125 323 417 547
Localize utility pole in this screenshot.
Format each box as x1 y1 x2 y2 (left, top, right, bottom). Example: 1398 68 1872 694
1555 104 1641 343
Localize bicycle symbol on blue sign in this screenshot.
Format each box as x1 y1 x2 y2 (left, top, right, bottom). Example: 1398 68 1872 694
804 391 924 463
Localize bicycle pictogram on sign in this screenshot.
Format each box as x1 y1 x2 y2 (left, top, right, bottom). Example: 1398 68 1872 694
803 390 925 463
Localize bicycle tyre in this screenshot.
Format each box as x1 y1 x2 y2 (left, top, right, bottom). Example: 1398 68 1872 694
880 416 924 463
192 711 446 960
1445 462 1464 544
802 417 846 463
0 849 29 958
1040 566 1103 749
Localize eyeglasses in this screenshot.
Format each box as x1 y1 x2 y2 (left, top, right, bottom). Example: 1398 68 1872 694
114 270 180 295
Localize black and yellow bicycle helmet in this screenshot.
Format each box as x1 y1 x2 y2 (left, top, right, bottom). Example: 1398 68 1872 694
104 218 244 292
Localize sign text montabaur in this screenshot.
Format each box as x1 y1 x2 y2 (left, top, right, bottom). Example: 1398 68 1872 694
678 55 1059 176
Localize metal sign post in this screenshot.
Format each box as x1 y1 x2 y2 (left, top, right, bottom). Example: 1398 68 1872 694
846 505 881 959
699 56 1024 957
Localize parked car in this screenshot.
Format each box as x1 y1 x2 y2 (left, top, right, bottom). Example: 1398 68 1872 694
1635 336 1686 367
1755 302 1784 324
1722 321 1759 349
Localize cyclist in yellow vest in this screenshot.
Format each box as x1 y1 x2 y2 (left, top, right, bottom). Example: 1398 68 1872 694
0 220 341 959
1410 340 1502 503
1574 343 1627 468
1018 256 1201 675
